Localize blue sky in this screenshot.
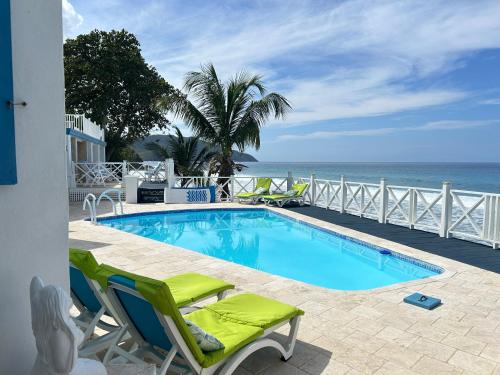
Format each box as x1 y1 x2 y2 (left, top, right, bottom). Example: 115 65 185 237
63 0 500 162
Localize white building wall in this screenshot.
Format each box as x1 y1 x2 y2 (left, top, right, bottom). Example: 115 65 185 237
0 0 68 373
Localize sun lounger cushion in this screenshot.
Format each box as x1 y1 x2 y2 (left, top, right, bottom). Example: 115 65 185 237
283 190 297 197
183 308 263 367
261 193 289 200
70 249 234 308
255 187 267 194
98 265 302 369
236 192 259 198
201 293 304 329
69 248 101 280
98 265 207 364
164 273 234 307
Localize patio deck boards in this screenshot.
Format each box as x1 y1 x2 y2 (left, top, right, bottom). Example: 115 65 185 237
285 205 500 274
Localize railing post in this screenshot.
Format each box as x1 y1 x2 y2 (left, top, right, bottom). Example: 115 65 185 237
122 160 128 180
310 174 316 206
379 178 387 223
230 175 235 202
360 184 365 217
70 161 76 188
287 171 293 191
326 182 331 210
483 195 500 249
340 175 346 214
409 188 417 229
439 182 452 238
494 196 500 250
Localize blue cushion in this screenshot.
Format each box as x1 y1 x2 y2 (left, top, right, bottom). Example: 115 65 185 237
404 293 441 310
70 266 102 313
109 275 173 351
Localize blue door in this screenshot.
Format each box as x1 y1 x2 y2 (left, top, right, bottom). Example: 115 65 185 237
0 0 17 184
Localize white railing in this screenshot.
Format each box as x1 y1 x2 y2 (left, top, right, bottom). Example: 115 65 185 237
71 161 167 187
69 162 500 248
65 114 105 141
305 174 500 249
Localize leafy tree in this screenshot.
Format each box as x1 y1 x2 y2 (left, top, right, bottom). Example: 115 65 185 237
162 63 292 180
64 29 179 161
146 126 216 179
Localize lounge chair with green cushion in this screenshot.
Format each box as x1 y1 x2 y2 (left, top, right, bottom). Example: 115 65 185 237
235 177 272 204
98 265 303 375
69 248 234 357
262 183 309 208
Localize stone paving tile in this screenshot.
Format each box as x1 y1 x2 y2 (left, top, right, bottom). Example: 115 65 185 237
481 343 500 363
412 356 463 375
69 202 500 374
410 337 456 362
374 343 423 369
448 350 497 375
299 353 351 375
374 362 420 375
442 334 487 356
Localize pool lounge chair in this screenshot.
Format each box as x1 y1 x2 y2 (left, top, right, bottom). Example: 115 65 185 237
69 249 234 357
98 265 303 375
235 177 272 204
262 183 309 208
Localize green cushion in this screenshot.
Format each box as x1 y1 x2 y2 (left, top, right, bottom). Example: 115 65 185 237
96 264 207 365
164 273 234 307
236 192 259 198
69 248 102 282
236 178 272 199
184 308 263 367
255 178 272 192
203 293 304 329
292 183 309 196
262 194 289 200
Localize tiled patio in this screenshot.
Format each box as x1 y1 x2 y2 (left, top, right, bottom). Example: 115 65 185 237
69 202 500 375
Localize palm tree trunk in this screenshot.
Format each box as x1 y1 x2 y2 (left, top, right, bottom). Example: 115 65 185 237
218 155 234 199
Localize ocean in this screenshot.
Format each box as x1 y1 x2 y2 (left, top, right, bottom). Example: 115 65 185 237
238 162 500 194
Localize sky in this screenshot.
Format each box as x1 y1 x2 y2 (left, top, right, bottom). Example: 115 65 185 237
63 0 500 162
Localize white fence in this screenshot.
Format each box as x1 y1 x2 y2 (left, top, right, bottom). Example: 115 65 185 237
68 162 500 249
70 161 168 187
65 114 104 141
171 174 500 249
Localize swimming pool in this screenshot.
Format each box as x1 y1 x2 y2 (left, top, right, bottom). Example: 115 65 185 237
99 209 442 290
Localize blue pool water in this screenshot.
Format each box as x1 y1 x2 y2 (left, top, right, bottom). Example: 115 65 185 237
99 209 441 290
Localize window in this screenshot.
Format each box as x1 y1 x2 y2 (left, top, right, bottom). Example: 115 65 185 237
0 0 17 185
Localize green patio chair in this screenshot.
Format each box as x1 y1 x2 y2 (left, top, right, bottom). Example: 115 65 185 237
98 265 303 375
69 248 234 357
262 183 309 207
235 177 272 204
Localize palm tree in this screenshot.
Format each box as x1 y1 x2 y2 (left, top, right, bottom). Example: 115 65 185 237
162 63 292 178
146 126 216 180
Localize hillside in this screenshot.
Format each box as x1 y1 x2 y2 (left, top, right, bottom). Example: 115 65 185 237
131 135 258 162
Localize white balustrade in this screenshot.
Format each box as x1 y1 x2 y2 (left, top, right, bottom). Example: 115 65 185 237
65 114 104 141
71 162 500 248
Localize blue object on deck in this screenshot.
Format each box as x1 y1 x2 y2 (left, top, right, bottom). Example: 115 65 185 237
404 292 441 310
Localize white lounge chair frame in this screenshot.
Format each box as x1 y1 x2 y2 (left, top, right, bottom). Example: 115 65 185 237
263 189 309 208
70 263 128 357
103 281 301 375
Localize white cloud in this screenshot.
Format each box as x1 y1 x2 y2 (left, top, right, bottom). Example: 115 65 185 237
276 120 500 141
59 0 500 126
62 0 83 36
481 98 500 105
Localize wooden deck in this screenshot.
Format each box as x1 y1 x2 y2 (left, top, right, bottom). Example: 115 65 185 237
285 205 500 274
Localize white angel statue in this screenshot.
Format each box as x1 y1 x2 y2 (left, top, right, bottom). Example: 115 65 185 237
30 276 107 375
